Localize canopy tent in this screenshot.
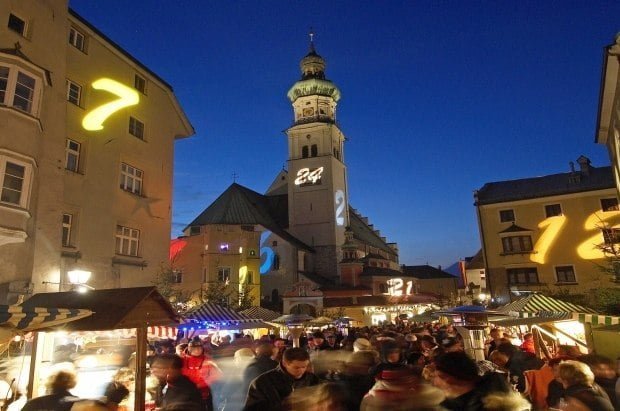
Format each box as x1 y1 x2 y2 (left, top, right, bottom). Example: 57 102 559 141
239 306 281 322
498 294 597 316
183 303 264 329
271 314 315 325
309 316 334 325
489 312 572 327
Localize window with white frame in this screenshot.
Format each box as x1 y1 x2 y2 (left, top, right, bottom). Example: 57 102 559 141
115 225 140 256
555 266 576 283
66 80 81 106
218 267 231 283
120 163 143 195
128 117 144 139
65 139 81 173
7 14 26 36
0 65 40 115
68 27 85 51
0 157 31 208
134 74 146 94
62 213 73 247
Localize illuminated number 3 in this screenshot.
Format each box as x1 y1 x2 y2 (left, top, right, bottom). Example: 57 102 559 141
82 78 140 131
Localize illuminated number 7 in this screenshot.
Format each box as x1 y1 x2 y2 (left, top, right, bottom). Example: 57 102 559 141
82 78 140 131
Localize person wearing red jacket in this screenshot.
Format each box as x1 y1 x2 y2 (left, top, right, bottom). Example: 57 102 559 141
520 333 535 354
181 338 221 411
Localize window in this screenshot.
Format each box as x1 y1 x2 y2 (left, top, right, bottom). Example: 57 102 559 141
302 145 309 158
134 74 146 94
311 144 318 157
7 14 26 36
379 283 387 293
545 204 562 218
219 243 229 252
218 267 231 283
172 270 183 284
120 163 143 195
602 228 620 245
601 198 619 212
249 249 256 256
507 267 539 285
0 65 41 116
66 80 81 105
246 271 254 284
273 253 280 270
501 235 533 253
115 225 140 256
555 266 576 283
189 226 201 235
499 209 515 222
68 27 85 51
203 267 208 283
65 139 81 173
128 117 145 139
1 161 26 206
62 213 73 247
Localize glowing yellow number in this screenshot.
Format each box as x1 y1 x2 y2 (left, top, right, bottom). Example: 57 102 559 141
82 78 140 131
531 216 566 264
577 212 620 260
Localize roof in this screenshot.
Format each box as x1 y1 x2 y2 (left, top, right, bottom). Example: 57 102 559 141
185 303 261 325
22 287 178 331
349 209 397 256
239 306 281 321
475 165 614 205
0 305 92 333
186 183 313 252
402 265 458 280
360 266 407 277
499 224 532 233
322 293 438 308
466 250 485 270
498 293 598 314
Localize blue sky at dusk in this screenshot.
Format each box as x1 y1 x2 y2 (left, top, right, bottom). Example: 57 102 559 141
70 1 620 268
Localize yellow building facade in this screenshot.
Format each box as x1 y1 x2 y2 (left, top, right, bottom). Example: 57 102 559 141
475 158 620 304
0 1 193 303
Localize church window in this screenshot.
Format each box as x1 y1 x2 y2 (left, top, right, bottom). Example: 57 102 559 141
311 144 318 157
302 145 309 158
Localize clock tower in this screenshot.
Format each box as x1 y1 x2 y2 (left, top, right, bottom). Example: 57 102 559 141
286 37 349 281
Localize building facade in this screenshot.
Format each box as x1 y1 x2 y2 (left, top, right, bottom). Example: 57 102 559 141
475 157 620 304
0 1 193 303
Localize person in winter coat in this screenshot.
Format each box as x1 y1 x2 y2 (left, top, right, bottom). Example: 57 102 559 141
181 339 221 411
369 340 407 377
151 354 204 411
22 369 80 411
243 342 279 392
557 360 614 411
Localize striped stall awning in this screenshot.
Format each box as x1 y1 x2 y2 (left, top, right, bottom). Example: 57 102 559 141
148 326 177 339
239 306 281 321
498 294 598 315
574 313 620 326
0 305 92 331
183 303 262 326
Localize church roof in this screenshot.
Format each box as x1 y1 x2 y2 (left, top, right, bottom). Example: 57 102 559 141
186 183 313 252
475 164 614 205
360 266 407 277
349 209 397 256
402 265 457 280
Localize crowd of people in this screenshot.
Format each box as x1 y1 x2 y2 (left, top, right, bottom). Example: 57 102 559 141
18 322 620 411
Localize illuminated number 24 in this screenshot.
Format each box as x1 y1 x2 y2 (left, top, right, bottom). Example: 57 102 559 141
82 78 140 131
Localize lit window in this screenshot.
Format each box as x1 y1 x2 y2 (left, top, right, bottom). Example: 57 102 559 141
65 139 81 173
218 267 230 282
0 65 41 116
66 80 82 105
7 14 26 36
501 235 533 253
544 204 562 218
0 156 32 209
128 116 144 139
62 213 73 247
115 225 140 256
601 198 619 212
120 163 143 195
507 268 539 285
555 266 576 283
499 209 515 222
134 74 146 94
220 243 229 252
68 27 85 51
249 249 256 256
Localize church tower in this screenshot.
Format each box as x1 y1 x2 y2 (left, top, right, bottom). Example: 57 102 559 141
286 36 349 281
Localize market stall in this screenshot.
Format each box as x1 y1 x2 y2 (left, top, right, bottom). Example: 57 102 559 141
181 303 271 341
11 287 179 411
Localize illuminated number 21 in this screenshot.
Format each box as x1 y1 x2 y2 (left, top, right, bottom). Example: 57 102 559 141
82 78 140 131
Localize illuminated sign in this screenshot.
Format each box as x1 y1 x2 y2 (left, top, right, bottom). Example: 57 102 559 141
577 212 620 260
335 190 345 226
531 215 566 264
82 78 140 131
386 278 414 296
294 167 324 186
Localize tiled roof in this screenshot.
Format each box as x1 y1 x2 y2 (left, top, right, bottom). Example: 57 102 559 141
466 250 485 270
475 166 614 205
186 183 313 252
349 209 397 256
360 266 406 277
402 265 458 280
299 271 337 288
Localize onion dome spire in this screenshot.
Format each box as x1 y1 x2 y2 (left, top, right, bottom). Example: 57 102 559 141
300 29 326 80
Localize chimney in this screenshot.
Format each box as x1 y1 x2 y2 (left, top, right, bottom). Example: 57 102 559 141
569 161 575 173
577 156 591 176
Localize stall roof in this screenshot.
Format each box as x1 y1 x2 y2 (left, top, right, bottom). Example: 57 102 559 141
489 312 572 327
21 287 178 331
239 306 281 321
498 294 597 315
184 303 261 325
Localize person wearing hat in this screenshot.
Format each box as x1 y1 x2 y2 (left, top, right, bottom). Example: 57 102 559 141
181 337 221 411
370 340 407 377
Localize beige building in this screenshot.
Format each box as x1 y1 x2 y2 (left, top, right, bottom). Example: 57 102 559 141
475 157 620 304
0 1 193 303
401 265 458 302
596 33 620 196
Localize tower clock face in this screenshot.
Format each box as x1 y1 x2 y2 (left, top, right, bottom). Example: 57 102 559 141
302 107 315 117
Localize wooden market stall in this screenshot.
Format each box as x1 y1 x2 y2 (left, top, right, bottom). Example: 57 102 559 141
20 287 178 411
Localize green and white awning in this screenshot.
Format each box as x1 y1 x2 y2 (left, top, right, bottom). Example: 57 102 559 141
498 294 597 315
574 313 620 326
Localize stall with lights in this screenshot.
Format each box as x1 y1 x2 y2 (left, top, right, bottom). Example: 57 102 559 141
180 303 270 341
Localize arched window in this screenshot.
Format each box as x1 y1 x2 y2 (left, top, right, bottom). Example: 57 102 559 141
271 289 279 303
273 253 280 270
311 144 318 157
302 145 309 158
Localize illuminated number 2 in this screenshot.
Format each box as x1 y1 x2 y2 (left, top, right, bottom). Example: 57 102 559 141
335 190 345 226
82 78 140 131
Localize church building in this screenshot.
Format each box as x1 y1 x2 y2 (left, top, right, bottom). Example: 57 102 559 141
172 39 438 324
